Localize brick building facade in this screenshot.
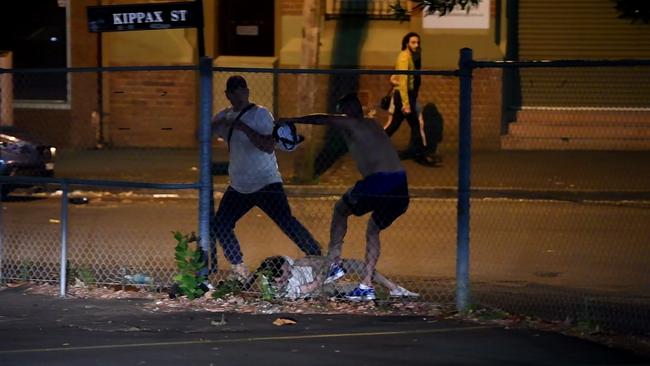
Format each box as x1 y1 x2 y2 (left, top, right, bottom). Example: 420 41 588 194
8 0 505 150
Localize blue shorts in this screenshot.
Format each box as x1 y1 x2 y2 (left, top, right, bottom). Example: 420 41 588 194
342 171 409 230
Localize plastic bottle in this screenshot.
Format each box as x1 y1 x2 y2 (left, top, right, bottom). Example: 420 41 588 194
125 273 153 284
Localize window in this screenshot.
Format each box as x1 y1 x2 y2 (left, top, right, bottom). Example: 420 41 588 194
0 0 67 102
325 0 412 20
218 0 275 56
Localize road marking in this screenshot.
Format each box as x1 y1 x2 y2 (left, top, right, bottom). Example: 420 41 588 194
0 325 493 354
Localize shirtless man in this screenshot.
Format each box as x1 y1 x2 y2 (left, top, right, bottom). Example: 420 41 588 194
277 93 409 301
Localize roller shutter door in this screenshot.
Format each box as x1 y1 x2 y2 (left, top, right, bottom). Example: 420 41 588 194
518 0 650 108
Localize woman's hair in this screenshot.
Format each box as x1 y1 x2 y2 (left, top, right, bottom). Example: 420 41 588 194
243 256 287 290
401 32 420 51
401 32 422 90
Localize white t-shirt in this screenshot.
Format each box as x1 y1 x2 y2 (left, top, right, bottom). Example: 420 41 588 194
215 105 282 194
285 264 315 300
270 256 315 300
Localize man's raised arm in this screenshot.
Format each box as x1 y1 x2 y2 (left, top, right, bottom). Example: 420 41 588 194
277 113 351 128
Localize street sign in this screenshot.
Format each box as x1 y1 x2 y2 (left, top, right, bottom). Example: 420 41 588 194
87 1 202 33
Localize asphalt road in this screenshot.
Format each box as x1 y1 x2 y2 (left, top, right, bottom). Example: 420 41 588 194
0 289 647 366
2 195 648 297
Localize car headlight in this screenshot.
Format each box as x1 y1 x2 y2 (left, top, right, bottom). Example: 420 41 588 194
49 147 57 159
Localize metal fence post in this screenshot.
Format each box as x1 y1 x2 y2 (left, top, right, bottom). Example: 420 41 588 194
456 48 473 312
198 57 213 268
0 195 4 284
59 182 69 298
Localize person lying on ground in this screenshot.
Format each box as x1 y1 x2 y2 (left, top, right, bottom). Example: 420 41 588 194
245 255 419 301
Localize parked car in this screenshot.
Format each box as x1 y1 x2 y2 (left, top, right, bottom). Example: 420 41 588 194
0 126 55 199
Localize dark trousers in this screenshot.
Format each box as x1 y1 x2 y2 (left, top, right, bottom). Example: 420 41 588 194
385 91 425 156
202 182 321 274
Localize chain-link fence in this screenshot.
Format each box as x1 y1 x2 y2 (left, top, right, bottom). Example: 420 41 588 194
0 186 197 286
1 53 650 334
0 64 459 305
470 57 650 334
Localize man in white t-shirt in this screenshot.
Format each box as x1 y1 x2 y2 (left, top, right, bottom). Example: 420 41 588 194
203 75 322 281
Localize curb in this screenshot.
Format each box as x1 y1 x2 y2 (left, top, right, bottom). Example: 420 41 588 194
13 184 650 203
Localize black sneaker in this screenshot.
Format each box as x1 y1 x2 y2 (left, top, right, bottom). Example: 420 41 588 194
414 153 442 167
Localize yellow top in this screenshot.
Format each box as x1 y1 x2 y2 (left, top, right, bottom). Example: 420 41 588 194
393 49 415 110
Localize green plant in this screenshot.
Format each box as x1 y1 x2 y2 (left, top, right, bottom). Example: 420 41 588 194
392 0 482 21
475 308 509 321
172 231 206 300
576 319 601 335
212 279 243 300
259 272 276 301
74 266 96 286
18 260 34 281
575 298 602 335
374 287 390 301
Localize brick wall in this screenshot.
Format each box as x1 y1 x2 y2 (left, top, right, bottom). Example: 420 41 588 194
277 68 503 151
471 68 502 150
69 0 101 148
103 66 501 149
107 69 198 147
14 109 71 148
281 0 304 16
102 68 501 149
15 0 99 149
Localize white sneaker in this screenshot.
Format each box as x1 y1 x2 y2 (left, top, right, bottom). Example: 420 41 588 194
345 284 376 301
389 286 419 298
323 262 346 284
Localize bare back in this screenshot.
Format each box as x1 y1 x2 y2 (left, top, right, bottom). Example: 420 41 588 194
341 118 404 177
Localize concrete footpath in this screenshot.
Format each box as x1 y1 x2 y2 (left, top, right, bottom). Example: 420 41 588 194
0 288 648 366
51 147 650 198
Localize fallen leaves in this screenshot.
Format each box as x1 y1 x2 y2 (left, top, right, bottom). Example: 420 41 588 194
273 317 297 326
144 292 448 317
21 282 159 300
8 282 447 317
